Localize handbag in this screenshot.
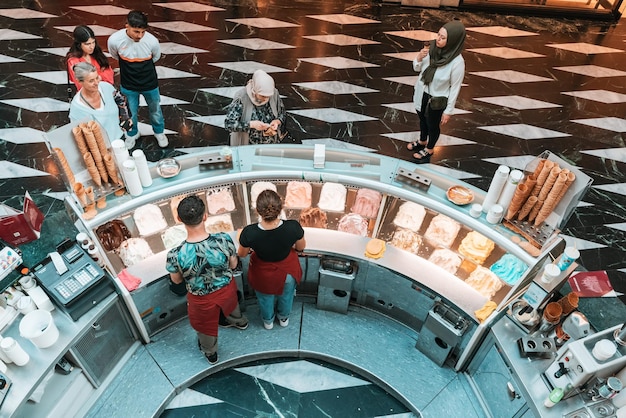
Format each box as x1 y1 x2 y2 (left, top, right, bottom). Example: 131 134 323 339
429 96 448 111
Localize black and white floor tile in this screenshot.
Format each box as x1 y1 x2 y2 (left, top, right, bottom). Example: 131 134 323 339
1 0 625 415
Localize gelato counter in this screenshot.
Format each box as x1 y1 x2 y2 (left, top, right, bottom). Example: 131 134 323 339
61 144 584 372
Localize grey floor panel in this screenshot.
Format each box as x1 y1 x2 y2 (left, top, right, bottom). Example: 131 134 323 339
85 345 174 418
299 304 458 413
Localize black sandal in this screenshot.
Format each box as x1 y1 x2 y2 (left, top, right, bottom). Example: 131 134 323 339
407 141 427 151
413 149 432 164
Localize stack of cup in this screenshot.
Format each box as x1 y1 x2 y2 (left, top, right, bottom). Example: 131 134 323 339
558 292 579 316
537 302 562 334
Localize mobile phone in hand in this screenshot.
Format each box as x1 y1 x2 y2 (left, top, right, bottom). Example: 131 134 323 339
120 119 132 131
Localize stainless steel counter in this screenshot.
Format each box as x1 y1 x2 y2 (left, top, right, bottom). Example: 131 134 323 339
0 294 118 417
491 315 590 417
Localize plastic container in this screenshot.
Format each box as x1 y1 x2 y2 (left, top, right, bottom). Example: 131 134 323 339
469 203 482 218
486 204 503 224
0 337 29 366
592 339 617 362
19 309 59 348
544 386 564 408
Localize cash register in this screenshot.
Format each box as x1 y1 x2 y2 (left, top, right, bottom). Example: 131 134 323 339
32 239 115 320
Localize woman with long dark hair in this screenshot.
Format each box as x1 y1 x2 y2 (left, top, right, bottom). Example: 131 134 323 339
66 25 114 89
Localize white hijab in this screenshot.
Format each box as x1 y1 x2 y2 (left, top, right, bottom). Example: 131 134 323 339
246 70 275 106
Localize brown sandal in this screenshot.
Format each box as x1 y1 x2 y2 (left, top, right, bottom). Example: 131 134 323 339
407 141 427 151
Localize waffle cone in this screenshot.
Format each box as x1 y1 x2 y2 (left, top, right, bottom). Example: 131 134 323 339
88 121 108 158
505 183 529 220
534 171 568 226
532 159 546 179
517 196 538 221
73 182 87 206
85 186 95 203
53 147 75 186
528 199 544 222
103 153 120 185
537 166 562 202
555 171 576 202
531 160 555 197
71 125 89 155
83 152 102 187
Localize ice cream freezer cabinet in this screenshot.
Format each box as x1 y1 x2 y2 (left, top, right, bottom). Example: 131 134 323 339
63 145 568 369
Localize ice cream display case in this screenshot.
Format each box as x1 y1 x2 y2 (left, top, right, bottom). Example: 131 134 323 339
64 145 585 346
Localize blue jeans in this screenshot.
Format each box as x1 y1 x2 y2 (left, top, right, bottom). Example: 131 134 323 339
256 274 296 324
120 86 164 136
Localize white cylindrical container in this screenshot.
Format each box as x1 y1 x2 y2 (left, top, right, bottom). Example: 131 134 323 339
556 247 580 271
482 165 510 213
0 337 29 366
540 264 561 284
132 149 153 187
16 296 37 315
19 310 59 348
0 336 12 364
497 169 524 213
122 159 143 196
469 203 482 218
486 204 503 224
28 286 55 312
592 339 617 362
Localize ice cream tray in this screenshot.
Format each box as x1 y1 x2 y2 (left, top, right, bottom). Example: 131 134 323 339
395 168 431 191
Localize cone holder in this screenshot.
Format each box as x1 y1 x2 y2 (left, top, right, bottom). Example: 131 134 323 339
503 218 559 249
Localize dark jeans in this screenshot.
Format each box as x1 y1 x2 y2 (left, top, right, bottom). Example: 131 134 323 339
417 92 445 150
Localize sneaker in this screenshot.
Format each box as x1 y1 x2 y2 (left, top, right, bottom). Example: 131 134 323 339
125 131 140 149
205 351 218 365
221 321 249 330
155 133 169 147
263 321 274 330
279 318 289 327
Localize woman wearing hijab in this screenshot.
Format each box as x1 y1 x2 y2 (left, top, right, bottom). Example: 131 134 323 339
66 25 114 89
407 20 466 164
225 70 286 146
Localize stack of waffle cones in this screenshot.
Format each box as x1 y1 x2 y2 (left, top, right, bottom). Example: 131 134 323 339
504 159 576 227
55 121 125 219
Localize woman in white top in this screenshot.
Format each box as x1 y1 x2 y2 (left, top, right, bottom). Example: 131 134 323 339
407 20 466 164
69 62 132 145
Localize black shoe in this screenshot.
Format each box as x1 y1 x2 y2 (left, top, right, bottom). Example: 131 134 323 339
413 149 432 164
205 352 218 364
221 321 249 330
407 141 427 151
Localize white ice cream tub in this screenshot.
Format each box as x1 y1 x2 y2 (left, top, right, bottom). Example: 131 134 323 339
19 310 59 348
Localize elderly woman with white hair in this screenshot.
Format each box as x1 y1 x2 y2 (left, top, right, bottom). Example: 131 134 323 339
69 62 132 146
224 70 286 146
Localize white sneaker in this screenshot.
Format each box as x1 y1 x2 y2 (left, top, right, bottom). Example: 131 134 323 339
155 133 169 147
263 321 274 330
125 131 140 149
279 318 289 327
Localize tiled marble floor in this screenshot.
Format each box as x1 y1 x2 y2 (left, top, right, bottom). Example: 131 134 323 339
1 0 626 416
